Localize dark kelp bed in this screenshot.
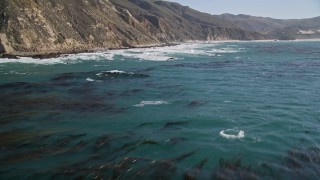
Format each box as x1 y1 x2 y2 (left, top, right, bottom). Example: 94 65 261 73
1 41 320 179
0 70 320 179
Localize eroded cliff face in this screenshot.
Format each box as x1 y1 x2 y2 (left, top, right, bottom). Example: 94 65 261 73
1 0 161 55
0 0 265 55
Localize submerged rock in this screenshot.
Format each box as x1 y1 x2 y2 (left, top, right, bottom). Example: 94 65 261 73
162 120 191 130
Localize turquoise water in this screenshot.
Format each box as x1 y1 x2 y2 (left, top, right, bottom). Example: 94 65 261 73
1 41 320 179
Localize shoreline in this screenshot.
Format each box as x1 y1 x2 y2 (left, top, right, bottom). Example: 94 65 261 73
0 42 180 60
1 38 320 60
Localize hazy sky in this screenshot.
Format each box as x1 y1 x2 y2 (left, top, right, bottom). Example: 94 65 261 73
165 0 320 19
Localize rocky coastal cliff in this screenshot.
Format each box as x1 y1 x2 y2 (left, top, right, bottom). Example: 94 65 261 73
1 0 319 57
0 0 264 57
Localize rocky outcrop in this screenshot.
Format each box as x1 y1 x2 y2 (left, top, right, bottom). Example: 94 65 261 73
0 0 265 56
0 40 5 55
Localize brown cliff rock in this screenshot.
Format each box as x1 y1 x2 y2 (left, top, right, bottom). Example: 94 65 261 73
0 0 265 56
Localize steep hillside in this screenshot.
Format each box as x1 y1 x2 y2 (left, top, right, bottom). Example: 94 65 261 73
0 0 264 57
0 0 162 56
217 14 320 40
218 14 290 33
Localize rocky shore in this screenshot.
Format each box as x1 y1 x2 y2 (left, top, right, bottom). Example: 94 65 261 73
0 42 180 59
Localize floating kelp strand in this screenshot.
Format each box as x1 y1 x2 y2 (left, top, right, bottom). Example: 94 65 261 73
20 137 194 179
162 120 191 130
94 135 112 152
0 111 37 125
183 159 208 180
69 141 88 152
283 147 320 176
0 152 38 166
212 154 260 180
0 82 41 91
67 86 94 95
51 72 83 81
137 122 156 128
113 152 195 179
53 133 87 147
1 147 53 165
0 133 89 165
50 155 151 179
93 133 135 152
139 140 159 145
107 139 160 160
150 160 177 179
0 129 43 147
171 150 197 162
112 140 143 154
136 67 157 73
120 89 144 96
0 90 126 115
134 151 197 179
187 100 209 107
165 137 188 145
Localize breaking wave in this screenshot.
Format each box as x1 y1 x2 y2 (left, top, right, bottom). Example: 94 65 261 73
0 42 245 64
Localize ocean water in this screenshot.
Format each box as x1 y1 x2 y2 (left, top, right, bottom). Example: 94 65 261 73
1 41 320 179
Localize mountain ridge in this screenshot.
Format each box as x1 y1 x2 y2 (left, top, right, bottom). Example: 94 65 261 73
217 14 320 40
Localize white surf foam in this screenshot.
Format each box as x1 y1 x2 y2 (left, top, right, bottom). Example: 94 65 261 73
3 70 30 75
0 57 64 65
77 43 224 62
86 78 95 82
0 52 115 65
134 100 169 107
219 129 245 139
208 48 240 53
93 65 109 67
96 70 133 77
106 70 128 74
0 42 247 64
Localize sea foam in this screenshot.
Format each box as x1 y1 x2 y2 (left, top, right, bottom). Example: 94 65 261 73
219 129 245 139
0 42 244 64
86 78 95 82
0 52 115 65
134 100 169 107
96 70 134 77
